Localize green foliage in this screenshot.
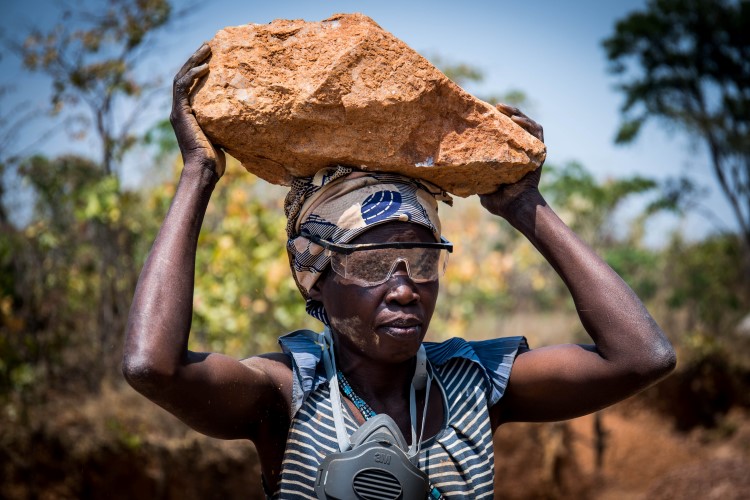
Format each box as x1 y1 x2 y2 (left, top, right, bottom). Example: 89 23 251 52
0 155 157 401
538 162 684 302
427 162 673 338
541 162 659 247
665 234 745 335
643 176 701 216
143 118 179 162
106 417 144 450
1 137 745 436
603 0 750 253
603 246 659 301
603 1 750 398
0 0 181 402
614 118 644 144
20 155 105 224
187 161 318 355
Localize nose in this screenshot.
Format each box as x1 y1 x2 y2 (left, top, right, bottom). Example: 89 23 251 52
385 261 419 305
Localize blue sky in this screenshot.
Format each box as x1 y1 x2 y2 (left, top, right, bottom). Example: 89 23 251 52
0 0 732 243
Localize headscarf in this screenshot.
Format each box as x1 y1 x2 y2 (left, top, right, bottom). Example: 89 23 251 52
285 166 452 324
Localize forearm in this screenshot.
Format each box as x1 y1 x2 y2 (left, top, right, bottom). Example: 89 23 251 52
123 164 218 385
507 191 675 374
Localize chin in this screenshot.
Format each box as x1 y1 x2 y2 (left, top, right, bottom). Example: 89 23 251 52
376 330 426 362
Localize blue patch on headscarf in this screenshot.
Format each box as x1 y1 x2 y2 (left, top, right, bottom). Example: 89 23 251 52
361 190 402 224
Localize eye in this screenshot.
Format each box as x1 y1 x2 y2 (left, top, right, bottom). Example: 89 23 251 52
413 250 439 274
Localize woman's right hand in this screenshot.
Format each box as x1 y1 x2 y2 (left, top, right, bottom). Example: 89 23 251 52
170 43 226 178
479 104 545 222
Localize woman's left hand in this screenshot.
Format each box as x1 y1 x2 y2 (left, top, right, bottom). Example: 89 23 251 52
479 104 545 221
483 104 675 427
495 103 544 142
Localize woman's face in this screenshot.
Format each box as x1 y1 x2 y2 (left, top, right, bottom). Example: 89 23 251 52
311 223 440 365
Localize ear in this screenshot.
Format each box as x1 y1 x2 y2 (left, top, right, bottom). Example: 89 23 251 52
308 276 326 302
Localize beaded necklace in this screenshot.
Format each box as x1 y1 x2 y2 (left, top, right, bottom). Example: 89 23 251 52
335 369 445 500
336 370 376 420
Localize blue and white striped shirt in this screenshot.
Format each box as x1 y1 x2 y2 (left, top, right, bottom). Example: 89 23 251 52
273 333 527 499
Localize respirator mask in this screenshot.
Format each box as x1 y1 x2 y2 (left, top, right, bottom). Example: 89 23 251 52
313 328 436 500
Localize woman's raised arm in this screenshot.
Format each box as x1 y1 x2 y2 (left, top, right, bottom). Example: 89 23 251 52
122 45 292 440
483 105 676 425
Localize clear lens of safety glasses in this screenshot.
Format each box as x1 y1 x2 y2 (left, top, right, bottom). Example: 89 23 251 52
328 247 450 286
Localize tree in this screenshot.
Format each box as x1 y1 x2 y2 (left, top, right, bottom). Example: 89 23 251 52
0 84 53 226
540 162 669 303
3 0 183 383
603 0 750 259
13 0 174 178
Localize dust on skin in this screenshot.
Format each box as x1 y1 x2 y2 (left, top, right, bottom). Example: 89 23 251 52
330 314 376 354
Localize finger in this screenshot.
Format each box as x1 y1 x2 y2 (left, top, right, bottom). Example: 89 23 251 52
510 115 533 128
511 116 544 142
496 102 537 123
215 147 227 177
175 43 211 81
170 65 209 142
173 63 210 108
495 102 520 118
175 43 211 82
478 192 501 214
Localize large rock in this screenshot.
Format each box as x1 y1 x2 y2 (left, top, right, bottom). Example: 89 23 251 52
192 13 546 197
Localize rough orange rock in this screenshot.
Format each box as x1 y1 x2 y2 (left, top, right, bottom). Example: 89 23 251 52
192 13 546 197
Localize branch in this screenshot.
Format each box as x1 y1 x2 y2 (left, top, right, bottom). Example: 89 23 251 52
117 83 167 149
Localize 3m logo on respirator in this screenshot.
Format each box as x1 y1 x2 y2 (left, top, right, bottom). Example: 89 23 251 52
373 452 392 465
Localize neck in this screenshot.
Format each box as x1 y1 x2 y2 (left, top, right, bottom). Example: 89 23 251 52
335 349 415 404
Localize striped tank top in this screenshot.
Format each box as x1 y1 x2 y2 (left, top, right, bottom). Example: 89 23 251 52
273 333 527 499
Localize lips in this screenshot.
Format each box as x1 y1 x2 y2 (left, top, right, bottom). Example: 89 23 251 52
380 316 421 328
377 316 423 337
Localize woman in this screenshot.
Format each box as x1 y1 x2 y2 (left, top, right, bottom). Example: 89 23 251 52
123 45 676 499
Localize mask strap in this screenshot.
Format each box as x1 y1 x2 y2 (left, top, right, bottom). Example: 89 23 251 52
320 327 351 452
416 364 433 458
408 383 418 454
408 345 432 460
321 330 432 457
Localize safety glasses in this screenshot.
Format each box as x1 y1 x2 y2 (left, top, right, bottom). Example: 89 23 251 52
303 233 453 287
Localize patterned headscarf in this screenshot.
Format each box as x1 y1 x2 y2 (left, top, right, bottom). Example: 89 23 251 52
285 166 452 324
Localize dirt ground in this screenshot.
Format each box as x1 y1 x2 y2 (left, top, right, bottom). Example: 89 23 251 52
2 382 749 499
555 407 748 499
